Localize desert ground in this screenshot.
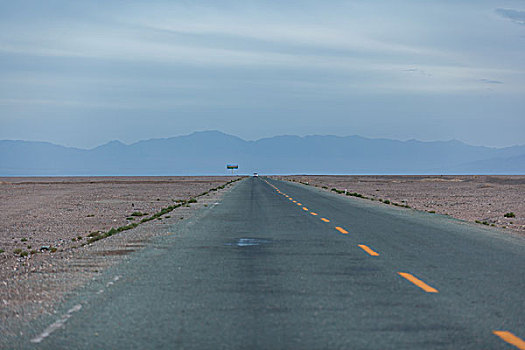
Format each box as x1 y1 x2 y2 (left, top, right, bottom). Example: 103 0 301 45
273 175 524 235
0 176 240 335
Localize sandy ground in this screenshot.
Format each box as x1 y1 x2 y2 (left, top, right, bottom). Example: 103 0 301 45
0 176 240 336
273 175 524 235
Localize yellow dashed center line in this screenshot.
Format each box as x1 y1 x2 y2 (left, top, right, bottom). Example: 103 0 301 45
310 212 318 216
320 218 330 222
335 226 349 234
398 272 439 293
494 331 525 349
289 198 293 201
358 244 379 256
302 207 309 211
292 200 297 203
297 203 302 206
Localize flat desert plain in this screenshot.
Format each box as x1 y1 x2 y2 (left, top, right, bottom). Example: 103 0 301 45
273 175 524 235
0 176 239 334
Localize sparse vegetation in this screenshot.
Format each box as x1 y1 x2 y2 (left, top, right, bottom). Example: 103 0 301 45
83 178 243 245
20 251 29 257
126 217 135 220
13 248 22 255
50 247 57 253
504 212 515 218
87 214 95 217
21 238 27 242
0 249 4 253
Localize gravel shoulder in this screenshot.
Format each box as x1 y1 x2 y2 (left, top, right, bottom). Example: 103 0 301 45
273 175 524 235
0 176 241 337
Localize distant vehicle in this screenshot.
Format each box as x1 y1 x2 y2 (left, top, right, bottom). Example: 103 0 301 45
253 173 259 177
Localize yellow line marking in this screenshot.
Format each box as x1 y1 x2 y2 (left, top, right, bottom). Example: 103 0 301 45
310 212 318 216
292 200 297 203
335 226 349 234
494 331 525 350
398 272 438 293
297 203 302 206
494 331 525 349
302 207 308 211
320 218 330 222
289 198 293 201
358 244 379 256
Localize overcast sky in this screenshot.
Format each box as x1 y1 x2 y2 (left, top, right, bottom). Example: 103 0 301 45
1 0 524 148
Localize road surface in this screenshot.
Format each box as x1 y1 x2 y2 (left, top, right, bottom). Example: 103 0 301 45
18 177 525 349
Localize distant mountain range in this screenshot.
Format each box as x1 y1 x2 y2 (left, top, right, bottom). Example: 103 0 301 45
1 131 524 175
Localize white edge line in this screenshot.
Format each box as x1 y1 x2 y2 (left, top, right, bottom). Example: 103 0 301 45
30 304 82 343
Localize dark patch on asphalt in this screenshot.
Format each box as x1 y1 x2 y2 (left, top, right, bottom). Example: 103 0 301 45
94 249 136 256
225 238 273 247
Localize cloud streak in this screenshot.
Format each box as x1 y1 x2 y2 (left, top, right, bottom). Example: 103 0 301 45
496 8 525 25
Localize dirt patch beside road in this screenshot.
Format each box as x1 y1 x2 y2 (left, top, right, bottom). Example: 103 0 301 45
273 175 524 235
0 176 241 336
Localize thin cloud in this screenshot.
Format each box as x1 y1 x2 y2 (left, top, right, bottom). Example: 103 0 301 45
479 79 503 84
495 8 525 25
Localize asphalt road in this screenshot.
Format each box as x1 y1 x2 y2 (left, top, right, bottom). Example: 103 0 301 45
21 177 525 349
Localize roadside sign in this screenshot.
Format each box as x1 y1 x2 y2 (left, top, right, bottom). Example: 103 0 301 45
226 164 239 174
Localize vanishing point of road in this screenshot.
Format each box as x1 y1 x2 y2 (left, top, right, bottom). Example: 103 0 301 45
20 177 525 349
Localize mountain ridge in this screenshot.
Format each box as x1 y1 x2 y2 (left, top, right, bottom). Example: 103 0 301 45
1 131 524 175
